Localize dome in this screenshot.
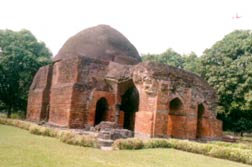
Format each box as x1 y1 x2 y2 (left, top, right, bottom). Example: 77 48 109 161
54 25 141 65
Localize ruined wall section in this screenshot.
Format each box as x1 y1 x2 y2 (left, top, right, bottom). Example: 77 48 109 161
49 56 116 128
132 64 157 138
132 62 222 139
48 58 78 127
72 57 115 128
27 65 52 122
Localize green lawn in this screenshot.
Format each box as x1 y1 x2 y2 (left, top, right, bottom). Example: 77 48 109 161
0 125 250 167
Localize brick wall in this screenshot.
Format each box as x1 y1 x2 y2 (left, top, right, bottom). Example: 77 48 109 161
27 65 52 122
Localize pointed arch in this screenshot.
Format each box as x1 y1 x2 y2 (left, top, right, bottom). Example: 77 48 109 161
169 97 183 114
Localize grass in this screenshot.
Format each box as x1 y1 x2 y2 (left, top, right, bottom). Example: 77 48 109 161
0 125 251 167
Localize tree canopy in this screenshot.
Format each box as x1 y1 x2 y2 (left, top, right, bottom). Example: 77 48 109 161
142 49 184 68
201 30 252 134
0 29 52 117
142 49 201 75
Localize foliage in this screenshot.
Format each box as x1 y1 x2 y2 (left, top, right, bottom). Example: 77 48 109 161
0 117 31 130
113 138 144 150
112 137 252 165
0 29 52 117
201 30 252 134
209 141 252 150
29 124 58 137
142 48 185 69
183 52 202 75
143 138 171 148
142 49 201 75
59 131 98 148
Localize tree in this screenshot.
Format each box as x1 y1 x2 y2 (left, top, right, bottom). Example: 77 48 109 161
201 30 252 135
142 49 202 75
183 52 202 75
142 48 184 68
0 29 52 118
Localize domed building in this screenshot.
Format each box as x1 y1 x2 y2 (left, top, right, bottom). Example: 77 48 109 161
27 25 222 140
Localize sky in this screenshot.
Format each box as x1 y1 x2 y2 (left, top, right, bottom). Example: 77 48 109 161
0 0 252 56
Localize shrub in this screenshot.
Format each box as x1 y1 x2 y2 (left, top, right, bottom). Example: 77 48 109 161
209 146 252 164
59 131 97 147
0 118 32 130
168 139 213 154
76 135 98 147
113 138 144 150
29 125 58 137
209 141 252 150
143 138 171 149
14 120 32 130
0 118 97 148
0 117 7 124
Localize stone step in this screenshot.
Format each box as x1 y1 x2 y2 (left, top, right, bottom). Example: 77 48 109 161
100 146 113 151
97 138 114 147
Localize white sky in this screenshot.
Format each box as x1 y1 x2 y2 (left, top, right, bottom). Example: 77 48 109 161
0 0 252 56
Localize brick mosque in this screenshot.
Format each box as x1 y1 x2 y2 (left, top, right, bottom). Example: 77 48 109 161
26 25 222 140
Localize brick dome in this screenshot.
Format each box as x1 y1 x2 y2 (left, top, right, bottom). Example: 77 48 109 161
54 25 141 65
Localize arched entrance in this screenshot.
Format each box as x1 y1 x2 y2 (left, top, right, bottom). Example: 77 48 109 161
94 97 109 125
120 87 139 131
170 98 183 114
196 103 205 138
168 97 184 138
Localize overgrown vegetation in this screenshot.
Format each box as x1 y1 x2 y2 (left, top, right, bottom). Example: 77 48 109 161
0 118 98 148
113 138 252 165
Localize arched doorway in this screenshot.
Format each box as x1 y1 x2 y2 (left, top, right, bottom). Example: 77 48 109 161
120 87 139 131
94 97 109 125
196 103 205 138
168 97 184 138
170 98 183 114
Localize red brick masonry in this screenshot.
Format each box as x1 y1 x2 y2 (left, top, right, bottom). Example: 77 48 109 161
27 25 222 140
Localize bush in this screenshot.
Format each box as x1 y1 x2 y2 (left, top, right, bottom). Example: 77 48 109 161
143 138 171 149
0 118 97 148
168 139 213 154
59 131 97 147
209 146 252 164
112 137 252 165
209 141 252 150
0 118 31 130
113 138 144 150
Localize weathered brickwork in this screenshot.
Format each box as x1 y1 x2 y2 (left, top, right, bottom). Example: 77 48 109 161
27 65 52 122
27 25 222 140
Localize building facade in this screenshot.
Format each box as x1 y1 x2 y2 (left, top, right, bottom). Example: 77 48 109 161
27 25 222 140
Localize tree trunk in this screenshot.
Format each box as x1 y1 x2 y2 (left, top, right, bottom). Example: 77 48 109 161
7 106 12 118
240 132 244 137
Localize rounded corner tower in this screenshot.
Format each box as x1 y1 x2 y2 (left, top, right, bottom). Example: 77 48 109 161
54 24 142 65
